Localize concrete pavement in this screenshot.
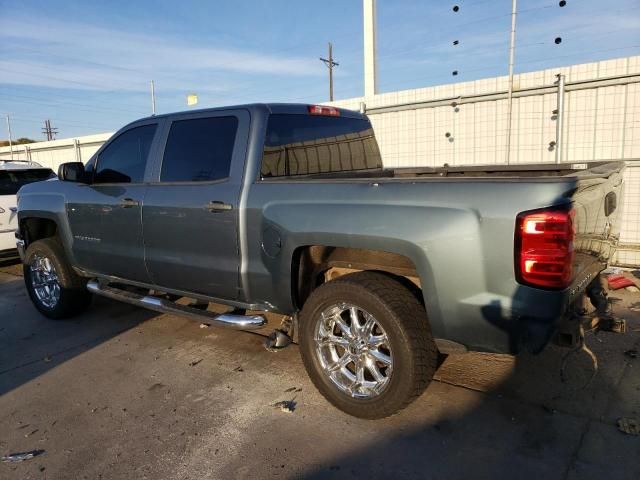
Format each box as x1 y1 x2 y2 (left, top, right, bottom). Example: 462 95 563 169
0 260 638 479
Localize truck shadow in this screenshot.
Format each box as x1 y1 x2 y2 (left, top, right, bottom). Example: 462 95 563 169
0 271 156 396
301 285 639 479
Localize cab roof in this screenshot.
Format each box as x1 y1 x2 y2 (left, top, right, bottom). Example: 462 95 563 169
137 103 367 122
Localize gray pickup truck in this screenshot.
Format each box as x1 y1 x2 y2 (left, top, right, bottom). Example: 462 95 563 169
16 103 624 418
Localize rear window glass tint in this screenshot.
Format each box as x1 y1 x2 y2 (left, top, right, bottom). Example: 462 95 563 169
261 114 382 178
0 169 56 195
161 116 238 182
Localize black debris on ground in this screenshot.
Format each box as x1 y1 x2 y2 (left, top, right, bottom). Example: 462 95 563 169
273 400 296 413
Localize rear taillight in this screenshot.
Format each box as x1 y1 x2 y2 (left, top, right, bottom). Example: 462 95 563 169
515 207 575 289
307 105 340 116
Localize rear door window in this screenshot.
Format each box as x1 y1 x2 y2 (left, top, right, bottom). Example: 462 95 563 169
94 124 157 184
160 116 238 182
0 168 56 195
261 114 382 178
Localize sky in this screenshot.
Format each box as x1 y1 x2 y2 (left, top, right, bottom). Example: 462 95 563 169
1 0 639 140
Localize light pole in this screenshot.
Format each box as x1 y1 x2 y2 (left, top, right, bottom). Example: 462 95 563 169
363 0 378 97
6 115 13 161
151 80 157 115
505 0 517 164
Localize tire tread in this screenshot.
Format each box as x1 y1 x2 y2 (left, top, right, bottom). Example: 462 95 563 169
300 271 438 419
23 237 91 319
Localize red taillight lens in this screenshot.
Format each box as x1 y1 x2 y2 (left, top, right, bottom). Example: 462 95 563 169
515 208 575 289
307 105 341 116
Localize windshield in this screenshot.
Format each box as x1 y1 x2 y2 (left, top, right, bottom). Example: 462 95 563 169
0 169 56 196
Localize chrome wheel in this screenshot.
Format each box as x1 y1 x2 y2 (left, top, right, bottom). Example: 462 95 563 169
29 254 61 309
314 303 393 399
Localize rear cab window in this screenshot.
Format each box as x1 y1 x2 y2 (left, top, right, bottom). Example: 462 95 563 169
160 116 238 182
0 168 56 195
261 113 382 178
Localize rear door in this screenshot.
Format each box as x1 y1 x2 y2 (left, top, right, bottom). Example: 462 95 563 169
66 121 160 282
142 109 249 300
0 168 55 251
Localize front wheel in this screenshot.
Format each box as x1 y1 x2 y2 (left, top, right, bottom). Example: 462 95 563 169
23 238 92 319
299 271 438 419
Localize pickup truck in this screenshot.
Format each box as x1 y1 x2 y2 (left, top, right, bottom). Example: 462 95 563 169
16 103 624 418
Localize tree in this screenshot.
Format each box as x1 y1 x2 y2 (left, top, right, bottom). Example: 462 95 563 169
0 138 37 147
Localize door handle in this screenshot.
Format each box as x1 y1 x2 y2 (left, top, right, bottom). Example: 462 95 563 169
205 201 233 212
120 198 140 208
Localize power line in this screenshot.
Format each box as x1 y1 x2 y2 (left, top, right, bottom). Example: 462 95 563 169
0 92 144 116
9 114 113 131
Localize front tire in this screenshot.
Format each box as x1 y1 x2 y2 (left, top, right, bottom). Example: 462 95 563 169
23 238 92 319
299 271 438 419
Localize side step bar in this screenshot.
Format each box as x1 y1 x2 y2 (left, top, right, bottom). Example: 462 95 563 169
86 280 266 330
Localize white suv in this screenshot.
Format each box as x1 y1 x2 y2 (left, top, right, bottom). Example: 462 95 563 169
0 161 56 254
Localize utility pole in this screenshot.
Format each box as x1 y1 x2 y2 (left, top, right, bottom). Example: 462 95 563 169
505 0 517 164
150 80 157 115
42 119 58 141
6 115 13 161
320 42 339 101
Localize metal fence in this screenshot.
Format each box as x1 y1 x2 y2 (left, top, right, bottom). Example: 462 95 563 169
1 56 639 266
328 55 640 267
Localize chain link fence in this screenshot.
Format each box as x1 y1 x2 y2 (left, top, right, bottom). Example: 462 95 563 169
1 56 638 266
329 55 640 266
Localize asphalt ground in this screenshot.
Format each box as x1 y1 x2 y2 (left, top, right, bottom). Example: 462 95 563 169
1 257 638 480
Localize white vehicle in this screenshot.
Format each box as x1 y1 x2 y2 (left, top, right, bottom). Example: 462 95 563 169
0 161 56 254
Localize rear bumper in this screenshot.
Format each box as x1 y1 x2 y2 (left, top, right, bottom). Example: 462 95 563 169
0 229 17 251
507 261 605 353
14 230 25 262
453 260 606 355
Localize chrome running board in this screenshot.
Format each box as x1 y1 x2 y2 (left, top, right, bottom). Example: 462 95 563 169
86 280 266 330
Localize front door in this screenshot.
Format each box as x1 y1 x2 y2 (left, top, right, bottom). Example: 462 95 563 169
67 122 159 283
142 110 249 300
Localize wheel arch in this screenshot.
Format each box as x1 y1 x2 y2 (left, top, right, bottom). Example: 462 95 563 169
20 216 59 246
291 245 434 318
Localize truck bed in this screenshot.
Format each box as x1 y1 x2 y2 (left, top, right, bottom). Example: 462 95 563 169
260 161 622 182
249 160 624 353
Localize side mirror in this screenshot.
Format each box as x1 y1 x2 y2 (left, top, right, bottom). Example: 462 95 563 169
58 162 88 183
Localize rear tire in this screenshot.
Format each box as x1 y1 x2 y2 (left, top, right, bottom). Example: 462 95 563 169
23 238 92 319
299 271 438 419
